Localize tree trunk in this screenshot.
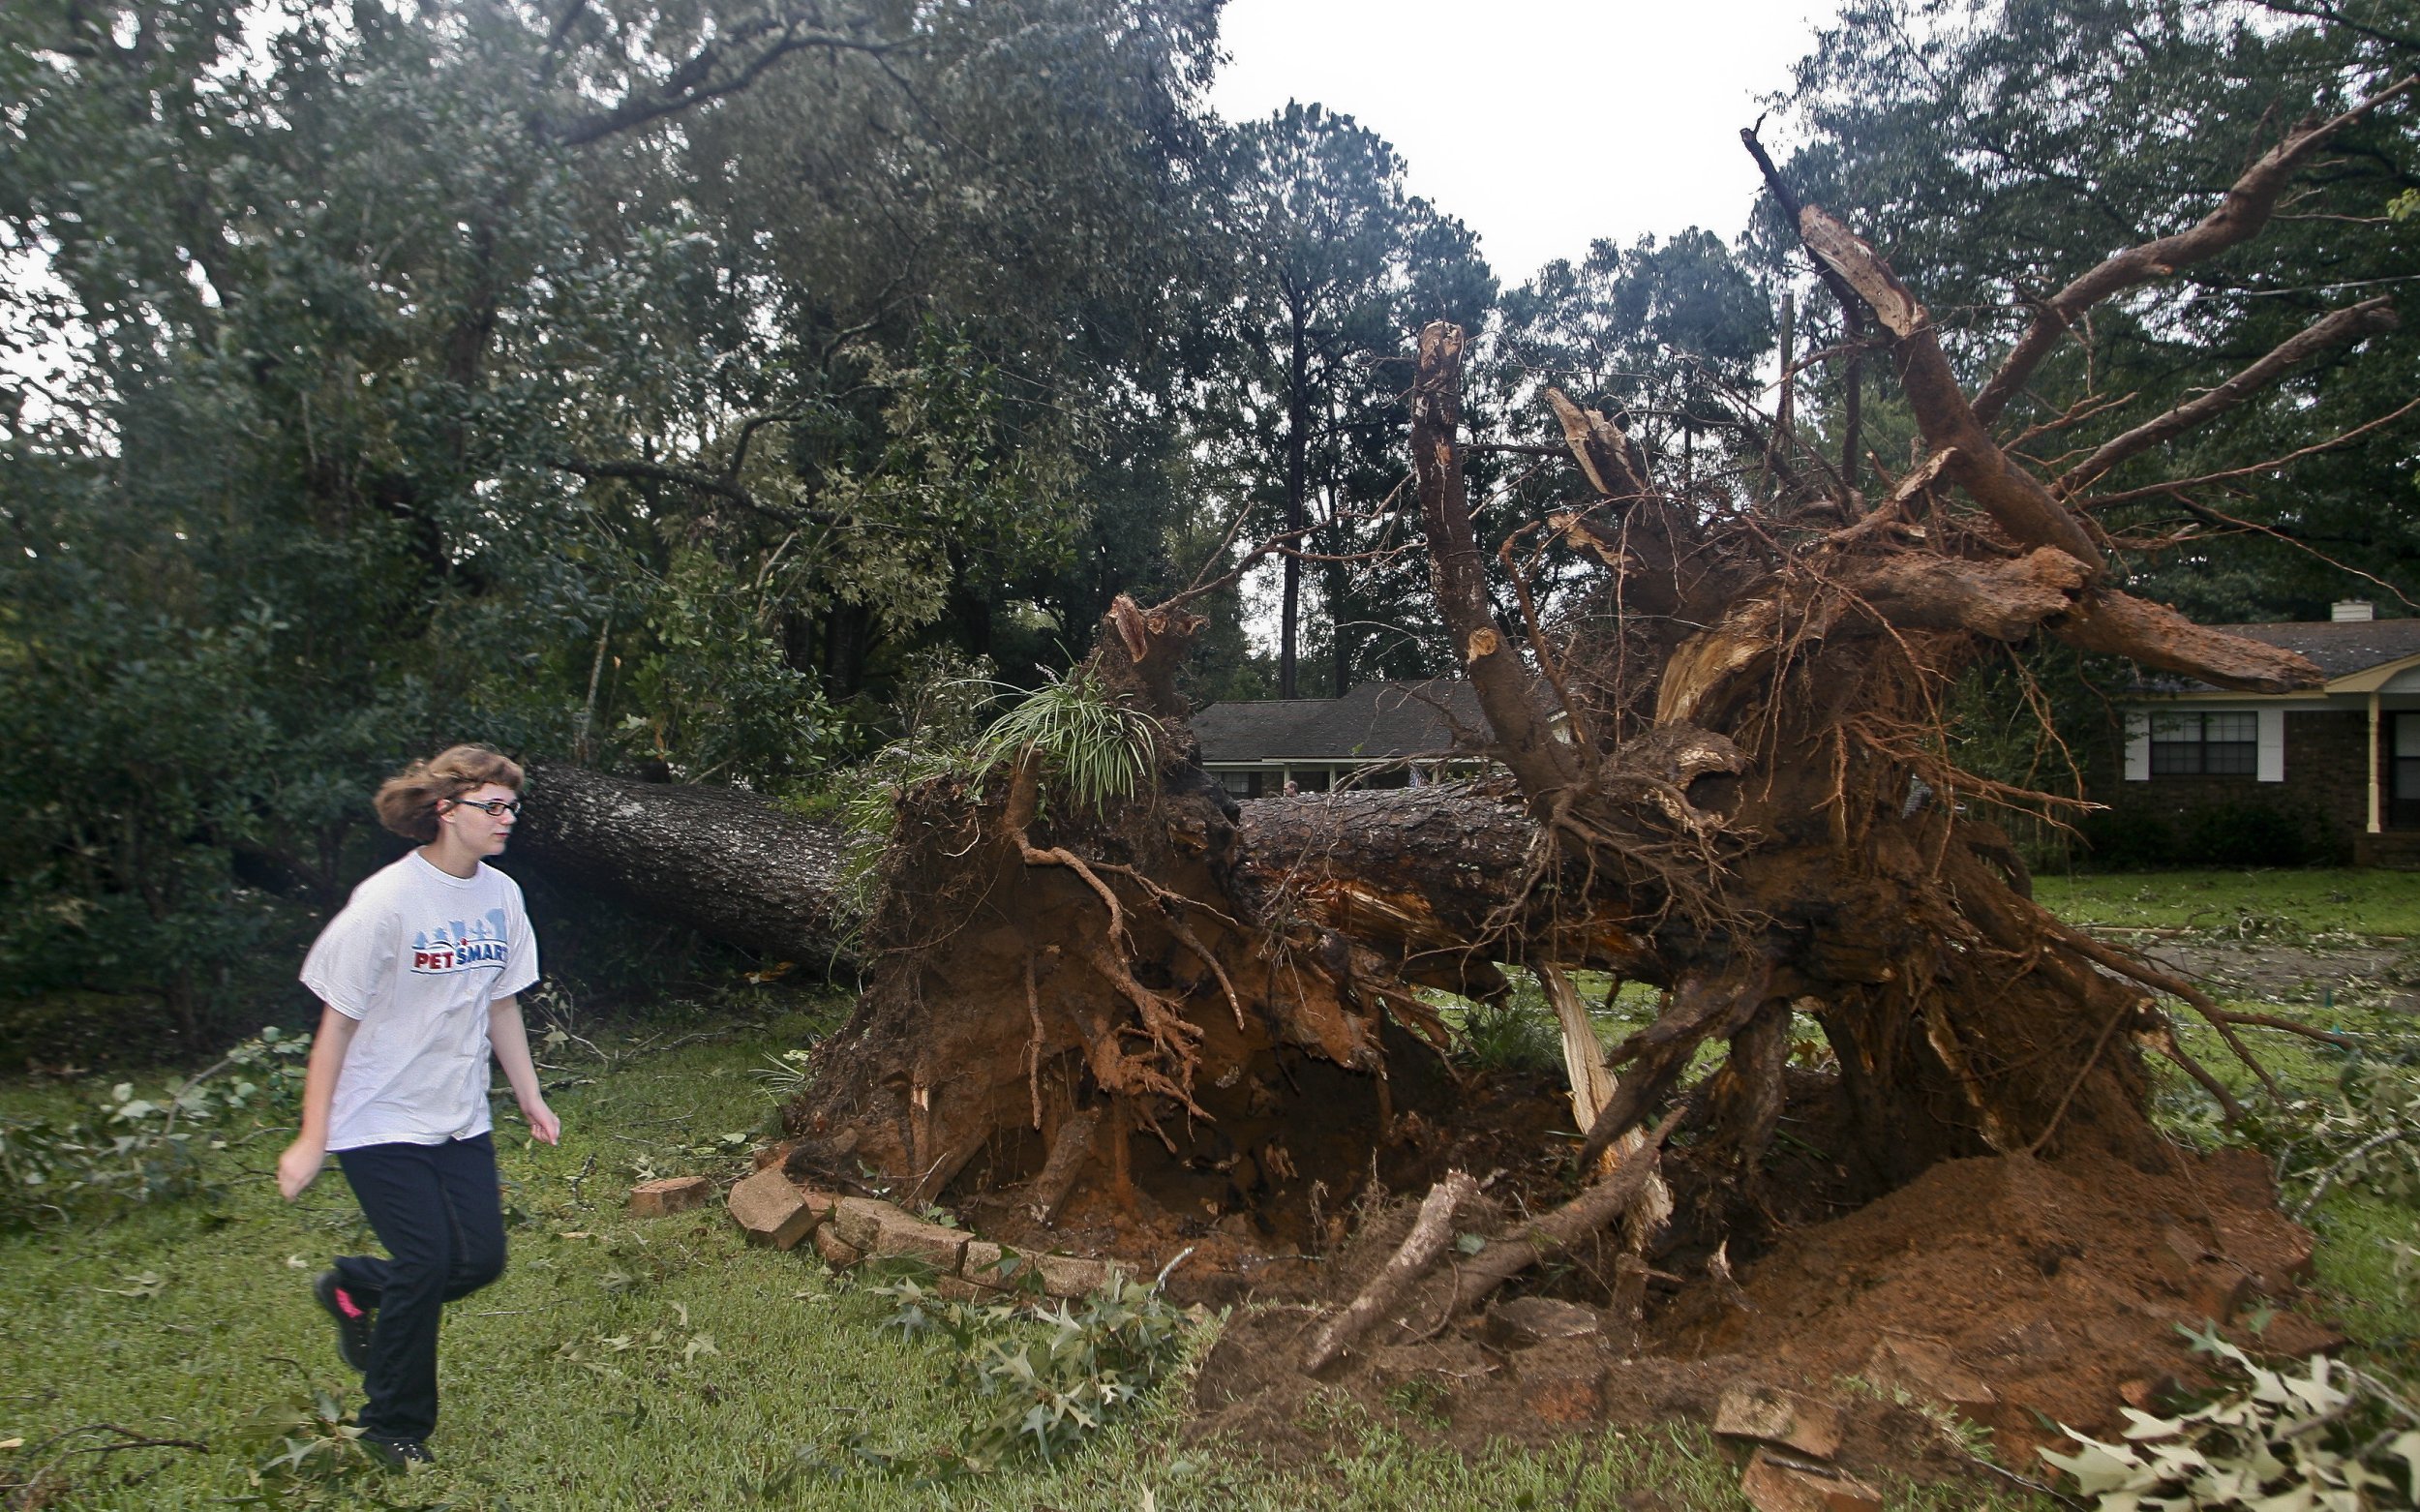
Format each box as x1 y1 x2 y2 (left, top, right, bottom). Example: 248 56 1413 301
513 763 857 967
512 762 1619 984
1282 297 1308 699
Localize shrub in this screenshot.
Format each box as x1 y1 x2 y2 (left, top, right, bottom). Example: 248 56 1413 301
973 668 1164 819
2178 802 2320 868
2080 801 2333 870
2078 810 2178 869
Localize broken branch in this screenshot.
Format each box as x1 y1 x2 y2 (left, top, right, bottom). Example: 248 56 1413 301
1303 1168 1479 1374
1971 75 2418 426
1444 1112 1679 1314
2053 297 2399 497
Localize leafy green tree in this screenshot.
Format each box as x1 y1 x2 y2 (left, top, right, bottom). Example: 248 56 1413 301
0 0 1228 1048
1205 103 1495 697
1480 229 1776 653
1495 228 1776 492
1760 0 2419 619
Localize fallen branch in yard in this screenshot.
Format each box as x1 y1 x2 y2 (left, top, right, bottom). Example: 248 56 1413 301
1445 1113 1679 1315
1304 1167 1479 1374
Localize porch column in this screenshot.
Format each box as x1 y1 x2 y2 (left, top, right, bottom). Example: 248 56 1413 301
2369 692 2383 834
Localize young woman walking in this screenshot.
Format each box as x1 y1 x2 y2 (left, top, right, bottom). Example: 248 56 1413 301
276 745 559 1467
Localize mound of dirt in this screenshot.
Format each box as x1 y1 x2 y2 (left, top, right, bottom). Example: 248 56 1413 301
1188 1142 2337 1491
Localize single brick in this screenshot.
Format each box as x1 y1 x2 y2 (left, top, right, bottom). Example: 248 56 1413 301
829 1196 894 1253
1489 1297 1603 1347
1516 1356 1606 1427
831 1195 969 1273
1739 1447 1881 1512
1034 1253 1118 1299
1714 1385 1844 1462
2187 1261 2253 1325
727 1166 818 1251
627 1175 712 1219
958 1240 1025 1291
811 1224 863 1269
751 1139 798 1173
931 1275 1009 1305
1865 1334 1996 1406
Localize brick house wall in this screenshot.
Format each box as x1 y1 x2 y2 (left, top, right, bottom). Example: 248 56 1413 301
2094 709 2372 862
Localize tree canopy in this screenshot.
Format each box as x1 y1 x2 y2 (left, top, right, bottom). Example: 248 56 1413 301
1761 0 2419 620
2 0 2411 1050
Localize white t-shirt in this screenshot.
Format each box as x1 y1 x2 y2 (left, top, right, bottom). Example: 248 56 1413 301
301 851 540 1151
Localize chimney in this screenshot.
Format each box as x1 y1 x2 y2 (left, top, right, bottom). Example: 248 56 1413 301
2332 600 2375 622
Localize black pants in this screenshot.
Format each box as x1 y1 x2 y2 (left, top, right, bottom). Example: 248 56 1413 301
334 1133 506 1442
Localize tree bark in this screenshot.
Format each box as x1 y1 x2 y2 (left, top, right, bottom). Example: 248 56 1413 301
513 761 1683 993
1795 206 2327 696
513 763 856 967
1283 296 1309 699
1414 323 1580 813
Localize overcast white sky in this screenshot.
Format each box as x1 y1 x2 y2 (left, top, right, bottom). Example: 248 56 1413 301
1206 0 1846 288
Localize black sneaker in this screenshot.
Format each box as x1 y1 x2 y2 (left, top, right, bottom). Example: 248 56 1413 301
314 1270 374 1373
360 1435 436 1470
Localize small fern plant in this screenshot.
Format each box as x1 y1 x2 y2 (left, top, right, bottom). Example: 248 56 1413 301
973 667 1163 819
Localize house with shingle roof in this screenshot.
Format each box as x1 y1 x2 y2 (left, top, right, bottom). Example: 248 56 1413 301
2108 601 2420 865
1192 680 1484 798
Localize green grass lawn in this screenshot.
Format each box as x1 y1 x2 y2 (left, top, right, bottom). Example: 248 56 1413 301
0 1001 2056 1510
6 878 2416 1511
2134 950 2420 1366
2033 867 2420 937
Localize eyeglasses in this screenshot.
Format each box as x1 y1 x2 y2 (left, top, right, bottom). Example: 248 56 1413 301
447 797 523 818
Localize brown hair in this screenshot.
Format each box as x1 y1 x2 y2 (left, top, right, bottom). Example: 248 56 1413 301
373 744 526 843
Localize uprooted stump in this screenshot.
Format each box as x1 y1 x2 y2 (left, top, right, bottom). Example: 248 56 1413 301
779 594 1566 1263
740 93 2403 1496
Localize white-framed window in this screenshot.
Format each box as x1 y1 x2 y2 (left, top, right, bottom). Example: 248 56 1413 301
2150 711 2258 776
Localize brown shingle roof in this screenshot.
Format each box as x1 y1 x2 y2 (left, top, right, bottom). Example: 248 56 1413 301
1193 680 1484 764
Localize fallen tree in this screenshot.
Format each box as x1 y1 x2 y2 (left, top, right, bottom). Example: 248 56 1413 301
548 86 2410 1328
512 759 1578 988
512 764 858 967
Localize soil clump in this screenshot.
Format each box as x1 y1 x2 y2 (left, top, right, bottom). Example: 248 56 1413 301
1186 1093 2336 1493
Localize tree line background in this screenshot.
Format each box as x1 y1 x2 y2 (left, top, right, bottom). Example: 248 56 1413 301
3 0 2413 1051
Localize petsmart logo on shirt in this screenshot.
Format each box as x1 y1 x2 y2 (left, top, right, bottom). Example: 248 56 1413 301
410 908 511 974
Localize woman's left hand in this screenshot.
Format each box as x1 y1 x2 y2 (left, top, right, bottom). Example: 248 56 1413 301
521 1095 561 1145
